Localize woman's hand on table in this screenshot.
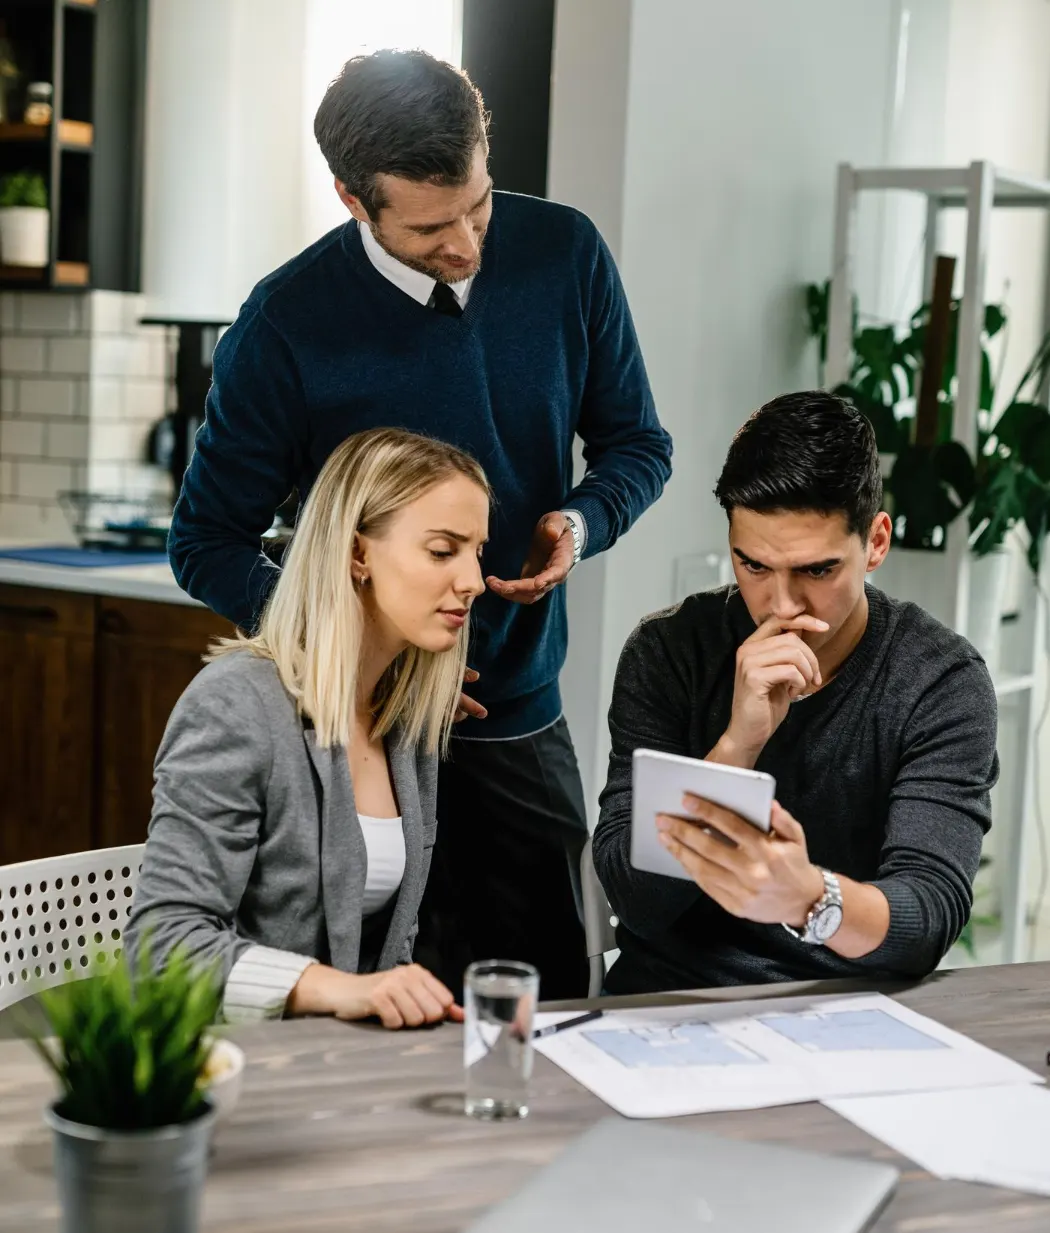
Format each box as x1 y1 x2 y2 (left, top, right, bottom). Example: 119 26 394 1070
287 962 464 1028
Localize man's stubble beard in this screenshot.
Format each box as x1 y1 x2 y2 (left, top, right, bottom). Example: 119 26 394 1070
367 222 486 284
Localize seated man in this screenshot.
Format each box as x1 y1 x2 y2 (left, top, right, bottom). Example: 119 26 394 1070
593 391 998 994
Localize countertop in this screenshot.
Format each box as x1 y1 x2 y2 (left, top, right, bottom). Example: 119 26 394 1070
0 540 201 607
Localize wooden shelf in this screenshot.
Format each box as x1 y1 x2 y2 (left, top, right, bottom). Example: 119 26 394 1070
54 261 89 286
0 264 47 283
0 123 49 142
58 119 93 149
0 0 142 294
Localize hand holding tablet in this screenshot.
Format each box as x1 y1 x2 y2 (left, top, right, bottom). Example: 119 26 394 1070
630 748 776 881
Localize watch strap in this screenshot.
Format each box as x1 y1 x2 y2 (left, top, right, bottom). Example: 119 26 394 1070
560 509 586 565
782 869 842 944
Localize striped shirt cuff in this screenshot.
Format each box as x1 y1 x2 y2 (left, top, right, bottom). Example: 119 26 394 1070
222 945 317 1024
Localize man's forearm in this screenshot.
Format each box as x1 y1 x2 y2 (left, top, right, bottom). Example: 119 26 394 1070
706 732 761 770
823 876 890 960
169 520 278 631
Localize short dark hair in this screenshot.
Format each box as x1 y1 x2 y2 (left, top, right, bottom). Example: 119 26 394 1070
313 50 489 218
714 391 883 536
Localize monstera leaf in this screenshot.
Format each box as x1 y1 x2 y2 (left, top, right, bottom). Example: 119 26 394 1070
890 441 976 550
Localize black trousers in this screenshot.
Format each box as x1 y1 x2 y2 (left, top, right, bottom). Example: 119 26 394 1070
415 717 590 1001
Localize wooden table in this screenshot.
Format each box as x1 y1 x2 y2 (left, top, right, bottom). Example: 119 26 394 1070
1 962 1049 1231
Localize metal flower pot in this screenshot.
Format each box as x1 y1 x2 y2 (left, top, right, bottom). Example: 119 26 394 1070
45 1100 216 1233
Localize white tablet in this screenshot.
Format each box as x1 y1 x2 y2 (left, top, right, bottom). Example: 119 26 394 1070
630 748 776 881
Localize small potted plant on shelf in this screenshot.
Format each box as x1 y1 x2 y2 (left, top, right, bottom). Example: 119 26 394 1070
25 944 221 1233
0 168 48 267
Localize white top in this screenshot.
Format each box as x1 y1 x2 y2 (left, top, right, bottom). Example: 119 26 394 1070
222 812 406 1023
359 220 473 309
359 814 406 916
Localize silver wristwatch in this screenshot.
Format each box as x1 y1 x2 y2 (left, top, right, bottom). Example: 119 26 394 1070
561 510 585 566
782 869 843 945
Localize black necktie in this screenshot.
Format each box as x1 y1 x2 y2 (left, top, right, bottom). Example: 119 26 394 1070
430 281 463 318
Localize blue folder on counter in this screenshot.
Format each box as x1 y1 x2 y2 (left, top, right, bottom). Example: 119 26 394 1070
0 546 170 568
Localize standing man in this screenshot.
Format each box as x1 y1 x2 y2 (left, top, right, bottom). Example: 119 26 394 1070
169 50 671 999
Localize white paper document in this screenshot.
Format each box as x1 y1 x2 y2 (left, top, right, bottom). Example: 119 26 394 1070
826 1085 1050 1196
532 993 1041 1119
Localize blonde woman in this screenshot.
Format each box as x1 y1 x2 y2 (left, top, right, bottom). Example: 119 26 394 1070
127 428 489 1028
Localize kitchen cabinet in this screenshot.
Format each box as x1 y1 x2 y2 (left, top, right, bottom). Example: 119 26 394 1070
0 585 94 864
95 596 234 849
0 583 233 864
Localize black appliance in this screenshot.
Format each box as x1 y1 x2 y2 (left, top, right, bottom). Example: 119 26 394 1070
144 318 229 494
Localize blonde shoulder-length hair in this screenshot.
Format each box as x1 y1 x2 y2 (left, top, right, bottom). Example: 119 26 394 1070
209 427 491 756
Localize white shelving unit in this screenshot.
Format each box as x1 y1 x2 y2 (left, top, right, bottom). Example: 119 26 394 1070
825 160 1050 963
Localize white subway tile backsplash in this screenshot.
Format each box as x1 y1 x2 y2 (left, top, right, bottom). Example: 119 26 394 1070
84 460 124 492
0 497 77 542
47 421 90 460
123 378 166 422
1 376 16 415
85 290 125 335
90 335 134 378
48 336 93 375
0 418 45 457
124 462 171 500
123 295 149 335
1 336 46 374
85 377 125 421
150 336 169 378
19 293 83 334
91 419 148 463
0 291 177 524
18 377 79 419
15 459 75 501
120 337 164 380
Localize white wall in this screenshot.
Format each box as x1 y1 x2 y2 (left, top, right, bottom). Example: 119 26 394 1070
554 0 953 818
548 0 633 831
941 0 1050 409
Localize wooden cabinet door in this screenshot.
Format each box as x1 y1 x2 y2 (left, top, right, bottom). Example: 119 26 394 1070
0 585 96 864
94 597 236 849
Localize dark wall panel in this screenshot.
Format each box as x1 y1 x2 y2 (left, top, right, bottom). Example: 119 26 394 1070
460 0 555 199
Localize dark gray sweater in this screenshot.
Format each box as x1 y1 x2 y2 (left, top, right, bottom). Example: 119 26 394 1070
593 584 999 994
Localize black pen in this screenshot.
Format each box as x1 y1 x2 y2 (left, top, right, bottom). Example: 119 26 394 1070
533 1010 604 1039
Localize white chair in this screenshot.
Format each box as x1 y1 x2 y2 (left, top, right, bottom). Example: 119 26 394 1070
0 844 144 1013
581 836 617 998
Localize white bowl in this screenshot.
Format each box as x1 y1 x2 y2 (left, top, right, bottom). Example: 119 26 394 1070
202 1038 245 1124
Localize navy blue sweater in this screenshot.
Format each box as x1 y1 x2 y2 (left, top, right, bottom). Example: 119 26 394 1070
169 192 672 738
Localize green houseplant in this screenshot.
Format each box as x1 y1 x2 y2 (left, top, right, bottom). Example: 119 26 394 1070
26 944 221 1233
968 332 1050 575
0 168 47 209
0 168 49 267
805 278 1050 573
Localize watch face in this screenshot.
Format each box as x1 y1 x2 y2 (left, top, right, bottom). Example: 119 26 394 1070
813 904 844 942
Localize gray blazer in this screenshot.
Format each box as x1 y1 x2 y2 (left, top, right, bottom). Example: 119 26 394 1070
126 650 438 985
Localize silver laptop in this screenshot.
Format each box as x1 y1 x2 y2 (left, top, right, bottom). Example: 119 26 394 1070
466 1118 897 1233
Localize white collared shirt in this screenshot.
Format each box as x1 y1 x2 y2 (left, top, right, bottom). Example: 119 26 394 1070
359 220 473 309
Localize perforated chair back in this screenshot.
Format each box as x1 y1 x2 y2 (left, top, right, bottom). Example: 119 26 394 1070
581 836 617 998
0 845 144 1012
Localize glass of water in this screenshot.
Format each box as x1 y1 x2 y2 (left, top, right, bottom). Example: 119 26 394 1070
464 959 540 1120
